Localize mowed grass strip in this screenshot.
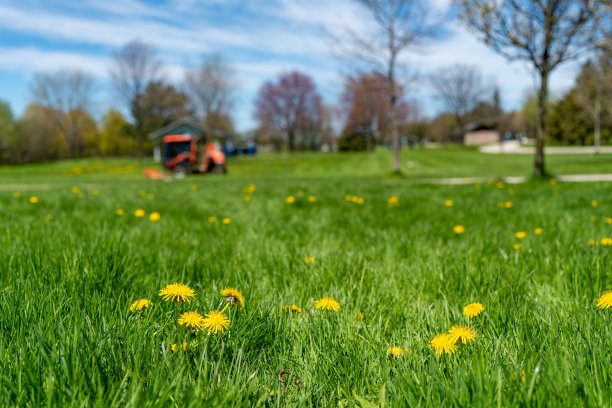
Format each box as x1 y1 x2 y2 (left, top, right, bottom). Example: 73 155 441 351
0 153 611 407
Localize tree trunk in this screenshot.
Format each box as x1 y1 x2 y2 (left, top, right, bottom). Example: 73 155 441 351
390 101 400 172
534 72 548 177
288 130 295 152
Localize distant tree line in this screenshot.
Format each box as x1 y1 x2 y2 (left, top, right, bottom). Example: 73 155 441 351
0 0 609 171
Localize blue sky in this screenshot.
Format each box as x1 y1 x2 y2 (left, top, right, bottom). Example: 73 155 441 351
0 0 584 132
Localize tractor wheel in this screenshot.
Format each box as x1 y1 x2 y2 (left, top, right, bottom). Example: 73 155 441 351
173 163 190 179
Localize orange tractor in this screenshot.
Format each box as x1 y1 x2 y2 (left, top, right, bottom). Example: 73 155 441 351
162 134 226 177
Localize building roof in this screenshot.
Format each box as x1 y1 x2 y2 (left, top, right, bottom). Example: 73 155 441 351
146 118 229 140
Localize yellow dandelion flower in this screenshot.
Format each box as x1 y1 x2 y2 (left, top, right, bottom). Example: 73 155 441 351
308 195 317 202
387 347 409 357
601 237 612 246
171 342 187 352
453 225 465 234
208 216 217 222
148 193 154 200
589 239 599 246
534 227 543 235
592 200 599 208
550 178 557 185
448 325 477 344
71 186 79 194
282 304 302 314
13 192 20 198
314 297 341 312
243 184 256 194
138 190 146 197
429 334 457 355
445 199 453 207
356 197 364 204
244 195 252 202
504 201 513 208
285 195 295 204
596 290 612 309
496 181 505 189
606 217 612 224
134 209 145 217
592 216 599 222
130 299 152 312
515 231 527 239
513 243 521 250
149 212 161 222
191 184 198 191
463 303 484 317
345 194 352 201
304 256 314 264
158 283 196 303
202 310 230 334
29 196 38 204
116 208 125 216
357 312 364 321
92 188 100 195
178 311 205 329
388 196 399 207
222 218 231 224
220 287 245 308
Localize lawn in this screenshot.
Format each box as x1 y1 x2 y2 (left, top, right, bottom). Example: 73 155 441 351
0 149 611 407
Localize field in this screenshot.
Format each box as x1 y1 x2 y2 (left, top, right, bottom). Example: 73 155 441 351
1 149 612 407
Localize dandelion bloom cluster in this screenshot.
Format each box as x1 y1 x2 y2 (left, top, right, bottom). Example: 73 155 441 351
282 304 302 313
463 303 484 317
159 283 196 303
220 288 245 308
314 297 341 312
601 238 612 246
429 334 457 355
453 225 465 234
130 299 152 312
596 290 612 309
202 310 230 334
387 347 409 357
178 311 205 329
171 342 187 352
448 325 477 344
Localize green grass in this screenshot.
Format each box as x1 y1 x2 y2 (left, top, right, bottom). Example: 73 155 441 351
1 149 612 407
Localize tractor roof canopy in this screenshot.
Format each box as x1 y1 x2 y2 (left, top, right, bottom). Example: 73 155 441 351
163 134 193 143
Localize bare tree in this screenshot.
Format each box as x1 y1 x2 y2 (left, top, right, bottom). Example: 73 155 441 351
184 53 236 132
574 54 612 152
430 64 486 130
457 0 606 176
31 69 95 158
333 0 439 172
109 39 161 159
254 71 322 151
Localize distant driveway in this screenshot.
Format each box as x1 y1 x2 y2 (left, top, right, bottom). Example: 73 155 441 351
480 143 612 154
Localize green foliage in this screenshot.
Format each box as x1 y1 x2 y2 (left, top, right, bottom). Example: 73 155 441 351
99 109 136 156
338 132 368 151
